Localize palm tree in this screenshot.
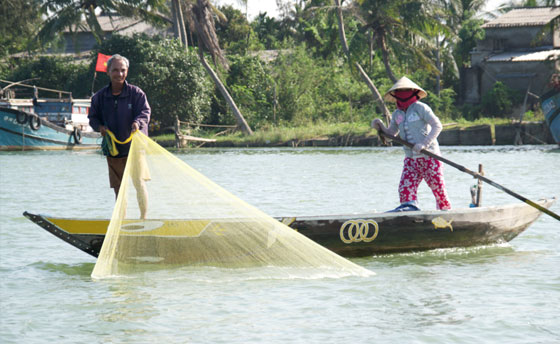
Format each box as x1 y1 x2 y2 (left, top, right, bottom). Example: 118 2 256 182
172 0 189 46
333 0 391 123
288 0 344 59
350 0 444 84
443 0 486 69
38 0 253 134
175 0 253 134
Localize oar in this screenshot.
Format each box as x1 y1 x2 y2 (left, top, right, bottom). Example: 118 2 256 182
377 131 560 221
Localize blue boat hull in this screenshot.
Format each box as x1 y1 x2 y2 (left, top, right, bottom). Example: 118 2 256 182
542 90 560 144
0 107 101 150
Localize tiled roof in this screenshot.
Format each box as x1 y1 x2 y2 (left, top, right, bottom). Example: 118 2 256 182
487 49 560 62
65 15 162 34
482 7 560 28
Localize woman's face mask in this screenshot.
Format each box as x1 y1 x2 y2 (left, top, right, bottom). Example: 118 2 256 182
392 89 419 110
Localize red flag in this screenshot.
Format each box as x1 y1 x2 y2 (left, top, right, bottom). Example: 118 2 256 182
95 53 111 72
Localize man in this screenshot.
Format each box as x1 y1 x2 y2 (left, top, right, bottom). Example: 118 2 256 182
88 54 151 218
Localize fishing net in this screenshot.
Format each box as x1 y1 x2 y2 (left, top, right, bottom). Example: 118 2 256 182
92 132 372 279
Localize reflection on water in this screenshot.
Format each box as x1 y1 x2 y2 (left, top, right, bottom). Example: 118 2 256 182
31 262 95 276
368 243 516 267
101 280 159 324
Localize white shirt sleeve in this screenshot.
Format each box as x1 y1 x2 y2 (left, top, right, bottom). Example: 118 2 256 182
418 103 442 146
386 111 400 136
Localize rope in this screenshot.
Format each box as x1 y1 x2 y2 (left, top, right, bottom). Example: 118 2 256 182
103 129 135 156
106 129 134 144
178 121 237 128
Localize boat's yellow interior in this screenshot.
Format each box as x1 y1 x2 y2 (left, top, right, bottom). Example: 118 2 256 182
47 217 213 237
47 218 109 235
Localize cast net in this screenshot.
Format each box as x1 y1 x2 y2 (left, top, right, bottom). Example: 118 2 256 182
91 133 372 279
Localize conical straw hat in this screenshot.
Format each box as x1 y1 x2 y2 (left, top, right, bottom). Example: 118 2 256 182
384 76 427 102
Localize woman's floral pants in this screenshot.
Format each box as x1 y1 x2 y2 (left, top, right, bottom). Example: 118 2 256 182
398 157 451 210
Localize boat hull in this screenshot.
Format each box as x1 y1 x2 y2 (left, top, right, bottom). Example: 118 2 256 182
23 198 555 258
0 107 101 150
542 89 560 144
288 199 554 256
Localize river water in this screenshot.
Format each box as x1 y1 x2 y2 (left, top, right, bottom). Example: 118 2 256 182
1 145 559 343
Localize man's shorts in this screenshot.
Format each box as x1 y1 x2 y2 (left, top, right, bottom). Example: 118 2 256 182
107 156 128 189
107 155 150 190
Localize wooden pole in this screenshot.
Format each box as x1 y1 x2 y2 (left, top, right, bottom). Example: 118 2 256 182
175 115 181 148
476 164 484 207
378 131 560 221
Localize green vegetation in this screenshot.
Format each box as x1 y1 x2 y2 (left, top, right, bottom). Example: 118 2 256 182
0 0 42 60
211 122 372 145
153 115 544 147
1 0 544 145
481 82 523 117
5 56 90 97
153 122 373 147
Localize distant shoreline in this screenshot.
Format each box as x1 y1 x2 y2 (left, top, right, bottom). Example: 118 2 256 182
155 121 557 148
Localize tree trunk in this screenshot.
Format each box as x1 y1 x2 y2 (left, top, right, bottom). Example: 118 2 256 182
193 0 228 69
333 0 391 124
377 33 397 83
369 29 373 73
435 35 441 96
335 0 350 57
171 0 188 46
176 0 188 46
172 0 183 42
198 48 253 135
182 0 252 135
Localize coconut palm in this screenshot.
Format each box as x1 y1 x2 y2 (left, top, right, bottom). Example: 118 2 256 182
174 0 253 134
349 0 446 84
438 0 486 83
171 0 189 46
37 0 253 134
333 0 391 123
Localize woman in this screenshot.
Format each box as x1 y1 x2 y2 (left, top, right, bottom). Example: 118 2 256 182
372 76 451 211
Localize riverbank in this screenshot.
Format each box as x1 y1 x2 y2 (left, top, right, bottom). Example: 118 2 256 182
154 120 556 148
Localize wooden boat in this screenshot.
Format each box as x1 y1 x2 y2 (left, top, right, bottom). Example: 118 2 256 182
542 88 560 144
0 81 101 150
0 106 101 150
23 198 555 258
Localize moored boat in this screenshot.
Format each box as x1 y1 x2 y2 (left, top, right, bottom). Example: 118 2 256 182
0 80 101 150
542 88 560 145
23 198 555 258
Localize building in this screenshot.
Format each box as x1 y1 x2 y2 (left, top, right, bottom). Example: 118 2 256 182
463 7 560 104
57 14 172 55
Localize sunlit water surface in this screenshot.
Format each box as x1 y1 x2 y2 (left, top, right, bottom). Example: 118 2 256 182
1 145 559 343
